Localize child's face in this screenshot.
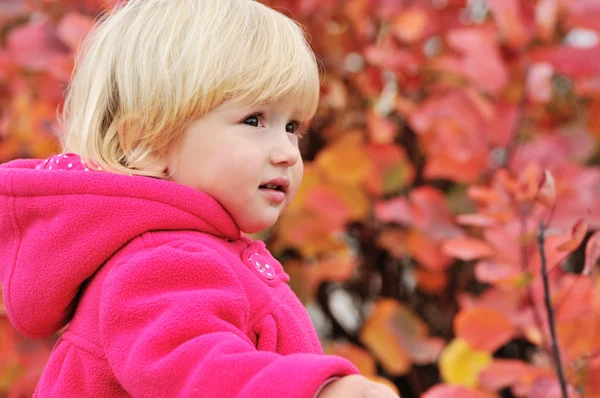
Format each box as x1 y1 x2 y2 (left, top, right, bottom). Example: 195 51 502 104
163 99 305 233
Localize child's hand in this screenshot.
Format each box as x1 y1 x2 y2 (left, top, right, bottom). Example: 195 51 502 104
317 375 399 398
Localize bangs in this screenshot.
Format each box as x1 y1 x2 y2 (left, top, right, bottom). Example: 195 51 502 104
191 2 321 123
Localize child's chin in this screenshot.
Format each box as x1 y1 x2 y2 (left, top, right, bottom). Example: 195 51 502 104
238 215 279 234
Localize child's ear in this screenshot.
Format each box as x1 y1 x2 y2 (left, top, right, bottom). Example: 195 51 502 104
140 155 170 176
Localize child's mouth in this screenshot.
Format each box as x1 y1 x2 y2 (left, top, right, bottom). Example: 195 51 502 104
259 184 283 191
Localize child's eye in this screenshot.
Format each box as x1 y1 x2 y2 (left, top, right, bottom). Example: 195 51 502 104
243 114 262 127
286 121 299 134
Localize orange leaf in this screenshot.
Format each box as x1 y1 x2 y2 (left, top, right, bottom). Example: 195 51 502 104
366 108 398 145
554 275 595 322
314 248 358 283
455 307 515 352
314 132 372 186
442 237 495 261
415 269 448 294
391 7 430 43
323 342 376 375
557 218 588 252
376 227 408 259
583 231 600 275
556 317 600 364
360 299 443 375
474 261 523 286
365 143 415 196
536 169 556 208
406 229 453 272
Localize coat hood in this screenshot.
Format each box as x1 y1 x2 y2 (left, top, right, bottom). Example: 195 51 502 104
0 154 240 338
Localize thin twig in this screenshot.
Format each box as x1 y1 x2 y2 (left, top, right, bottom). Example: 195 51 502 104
537 220 569 398
520 214 547 351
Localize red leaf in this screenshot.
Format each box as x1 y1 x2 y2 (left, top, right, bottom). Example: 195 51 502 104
456 214 498 228
535 0 559 40
486 0 530 48
536 170 556 208
7 18 69 71
375 197 413 225
532 45 600 79
478 359 539 391
442 237 495 261
583 231 600 275
433 27 509 94
363 41 421 75
530 378 582 398
0 0 28 27
57 12 95 51
564 0 600 35
527 62 554 104
408 89 495 183
409 187 458 238
422 384 489 398
454 307 516 352
554 275 595 321
474 261 522 286
552 165 600 230
557 218 588 252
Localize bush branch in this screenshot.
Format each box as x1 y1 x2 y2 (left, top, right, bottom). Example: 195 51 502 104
537 220 569 398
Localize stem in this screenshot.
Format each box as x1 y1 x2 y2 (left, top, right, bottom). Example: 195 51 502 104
537 220 569 398
520 214 546 350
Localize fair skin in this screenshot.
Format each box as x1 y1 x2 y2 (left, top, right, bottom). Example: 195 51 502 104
149 98 399 397
156 98 305 233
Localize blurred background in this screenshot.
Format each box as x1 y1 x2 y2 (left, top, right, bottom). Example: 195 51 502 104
1 0 600 396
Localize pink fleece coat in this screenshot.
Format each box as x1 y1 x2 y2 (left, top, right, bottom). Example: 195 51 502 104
0 154 358 397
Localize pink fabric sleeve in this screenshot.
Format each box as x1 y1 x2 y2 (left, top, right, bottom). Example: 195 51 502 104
98 244 358 397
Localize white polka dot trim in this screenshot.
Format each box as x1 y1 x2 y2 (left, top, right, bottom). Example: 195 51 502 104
36 153 99 172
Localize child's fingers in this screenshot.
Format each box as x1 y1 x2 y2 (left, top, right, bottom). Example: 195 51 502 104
363 382 399 398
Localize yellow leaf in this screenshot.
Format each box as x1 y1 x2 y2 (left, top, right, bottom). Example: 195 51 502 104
315 131 372 186
439 338 492 387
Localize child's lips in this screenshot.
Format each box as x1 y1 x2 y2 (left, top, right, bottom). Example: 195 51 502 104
258 186 286 204
259 177 290 193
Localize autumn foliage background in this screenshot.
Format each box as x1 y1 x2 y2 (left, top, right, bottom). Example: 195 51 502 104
1 0 600 396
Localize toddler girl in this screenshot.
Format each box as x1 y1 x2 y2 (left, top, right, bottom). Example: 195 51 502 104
0 0 399 397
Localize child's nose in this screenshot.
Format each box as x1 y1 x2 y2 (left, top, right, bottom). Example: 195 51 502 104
269 134 300 167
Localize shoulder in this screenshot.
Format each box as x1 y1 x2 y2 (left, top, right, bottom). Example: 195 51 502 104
105 231 244 288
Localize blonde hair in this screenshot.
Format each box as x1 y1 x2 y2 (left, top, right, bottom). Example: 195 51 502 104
60 0 320 177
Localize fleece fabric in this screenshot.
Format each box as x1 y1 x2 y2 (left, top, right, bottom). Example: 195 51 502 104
0 154 358 397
